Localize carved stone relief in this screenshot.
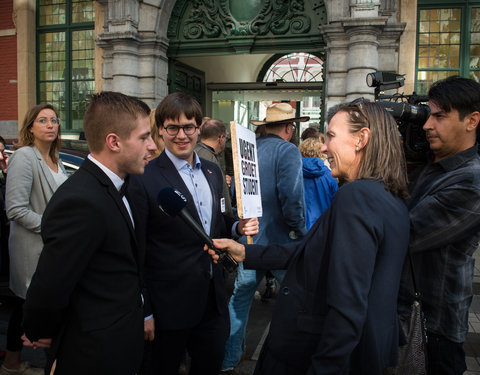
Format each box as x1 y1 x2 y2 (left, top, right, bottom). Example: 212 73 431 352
182 0 311 39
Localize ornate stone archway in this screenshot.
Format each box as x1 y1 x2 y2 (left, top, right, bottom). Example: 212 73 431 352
167 0 327 57
95 0 406 111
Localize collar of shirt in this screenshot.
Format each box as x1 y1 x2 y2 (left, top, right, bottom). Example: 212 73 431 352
87 154 124 192
164 148 213 237
435 144 479 172
164 148 202 171
197 142 216 155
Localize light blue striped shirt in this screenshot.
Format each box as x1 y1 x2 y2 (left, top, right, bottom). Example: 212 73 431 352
164 148 212 235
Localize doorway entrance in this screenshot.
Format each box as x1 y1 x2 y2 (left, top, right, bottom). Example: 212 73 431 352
209 81 323 135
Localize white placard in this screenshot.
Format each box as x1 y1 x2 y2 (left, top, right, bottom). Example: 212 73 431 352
230 121 262 219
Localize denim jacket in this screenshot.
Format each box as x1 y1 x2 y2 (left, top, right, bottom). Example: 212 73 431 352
246 134 306 246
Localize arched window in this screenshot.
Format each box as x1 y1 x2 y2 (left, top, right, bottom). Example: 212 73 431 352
263 52 323 83
260 53 324 135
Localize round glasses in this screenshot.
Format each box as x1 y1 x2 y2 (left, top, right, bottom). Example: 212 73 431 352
163 124 198 136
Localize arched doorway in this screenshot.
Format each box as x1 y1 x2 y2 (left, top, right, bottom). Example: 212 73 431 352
166 0 327 127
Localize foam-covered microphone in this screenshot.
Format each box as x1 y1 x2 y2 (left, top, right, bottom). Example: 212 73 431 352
157 187 238 272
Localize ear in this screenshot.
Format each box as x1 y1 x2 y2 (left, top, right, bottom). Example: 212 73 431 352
357 127 371 150
466 111 480 133
287 123 294 135
105 133 121 152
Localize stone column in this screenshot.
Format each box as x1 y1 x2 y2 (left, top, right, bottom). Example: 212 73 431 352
321 23 349 108
320 0 405 112
14 0 36 127
96 0 173 108
344 21 382 101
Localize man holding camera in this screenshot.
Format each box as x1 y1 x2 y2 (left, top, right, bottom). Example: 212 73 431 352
398 76 480 374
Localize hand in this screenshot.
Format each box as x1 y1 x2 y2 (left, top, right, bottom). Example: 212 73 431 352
0 151 8 173
144 316 155 341
237 217 259 236
22 334 52 349
225 174 232 188
204 238 246 263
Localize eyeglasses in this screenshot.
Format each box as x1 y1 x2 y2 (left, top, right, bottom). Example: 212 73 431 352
163 124 198 136
35 117 61 126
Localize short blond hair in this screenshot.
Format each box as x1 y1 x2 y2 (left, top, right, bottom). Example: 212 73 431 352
83 92 150 153
299 137 325 159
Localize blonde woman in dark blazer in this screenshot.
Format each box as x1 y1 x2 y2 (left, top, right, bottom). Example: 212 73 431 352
2 104 67 375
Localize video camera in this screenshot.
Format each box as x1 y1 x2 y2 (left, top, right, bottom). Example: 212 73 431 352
366 72 430 167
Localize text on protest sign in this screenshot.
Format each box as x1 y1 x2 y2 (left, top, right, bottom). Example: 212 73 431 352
230 121 262 219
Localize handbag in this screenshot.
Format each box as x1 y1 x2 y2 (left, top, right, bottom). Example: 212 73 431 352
386 253 427 375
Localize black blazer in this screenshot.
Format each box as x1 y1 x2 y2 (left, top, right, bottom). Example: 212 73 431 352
23 158 144 375
128 151 236 329
245 180 410 375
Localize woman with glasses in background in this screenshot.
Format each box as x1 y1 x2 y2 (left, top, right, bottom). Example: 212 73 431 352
2 104 67 375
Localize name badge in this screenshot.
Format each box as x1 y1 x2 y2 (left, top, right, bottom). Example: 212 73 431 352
221 197 226 213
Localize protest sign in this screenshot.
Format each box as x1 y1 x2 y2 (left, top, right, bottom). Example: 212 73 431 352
230 121 262 224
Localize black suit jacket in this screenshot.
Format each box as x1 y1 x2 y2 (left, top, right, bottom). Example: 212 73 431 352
245 180 410 375
23 158 144 375
129 151 236 330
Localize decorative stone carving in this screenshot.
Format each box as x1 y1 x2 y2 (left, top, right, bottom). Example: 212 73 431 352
183 0 311 39
350 0 380 18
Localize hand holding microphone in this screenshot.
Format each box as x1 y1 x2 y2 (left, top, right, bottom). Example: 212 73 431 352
157 187 239 272
204 239 246 264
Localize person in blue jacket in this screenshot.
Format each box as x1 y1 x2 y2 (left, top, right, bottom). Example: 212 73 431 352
299 137 338 229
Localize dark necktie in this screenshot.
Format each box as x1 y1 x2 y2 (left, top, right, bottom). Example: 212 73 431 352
119 175 129 197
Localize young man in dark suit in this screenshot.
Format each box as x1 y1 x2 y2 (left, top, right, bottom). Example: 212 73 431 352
128 92 258 375
22 91 157 375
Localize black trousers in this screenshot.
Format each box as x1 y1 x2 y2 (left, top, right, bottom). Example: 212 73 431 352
427 332 466 375
6 296 24 352
254 336 305 375
146 281 229 375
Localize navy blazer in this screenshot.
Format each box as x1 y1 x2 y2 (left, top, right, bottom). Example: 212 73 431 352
23 158 144 375
245 180 410 375
128 151 236 329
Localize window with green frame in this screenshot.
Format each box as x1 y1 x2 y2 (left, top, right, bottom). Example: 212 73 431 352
416 0 480 94
37 0 95 134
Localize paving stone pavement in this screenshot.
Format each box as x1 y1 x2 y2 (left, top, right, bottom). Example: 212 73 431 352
463 246 480 374
1 248 480 374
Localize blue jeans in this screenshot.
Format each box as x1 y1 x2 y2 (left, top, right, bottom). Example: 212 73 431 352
222 263 285 370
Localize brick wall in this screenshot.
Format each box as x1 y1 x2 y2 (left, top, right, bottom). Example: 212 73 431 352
0 1 15 28
0 0 17 122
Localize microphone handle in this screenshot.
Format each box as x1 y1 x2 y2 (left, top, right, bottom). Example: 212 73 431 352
178 210 238 272
216 250 238 273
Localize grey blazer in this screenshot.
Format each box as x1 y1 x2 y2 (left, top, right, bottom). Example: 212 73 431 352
6 145 67 298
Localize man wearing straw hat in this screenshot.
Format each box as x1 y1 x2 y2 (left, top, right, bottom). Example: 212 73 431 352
222 103 308 372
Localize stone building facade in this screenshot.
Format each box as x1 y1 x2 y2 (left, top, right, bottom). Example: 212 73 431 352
2 0 478 136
